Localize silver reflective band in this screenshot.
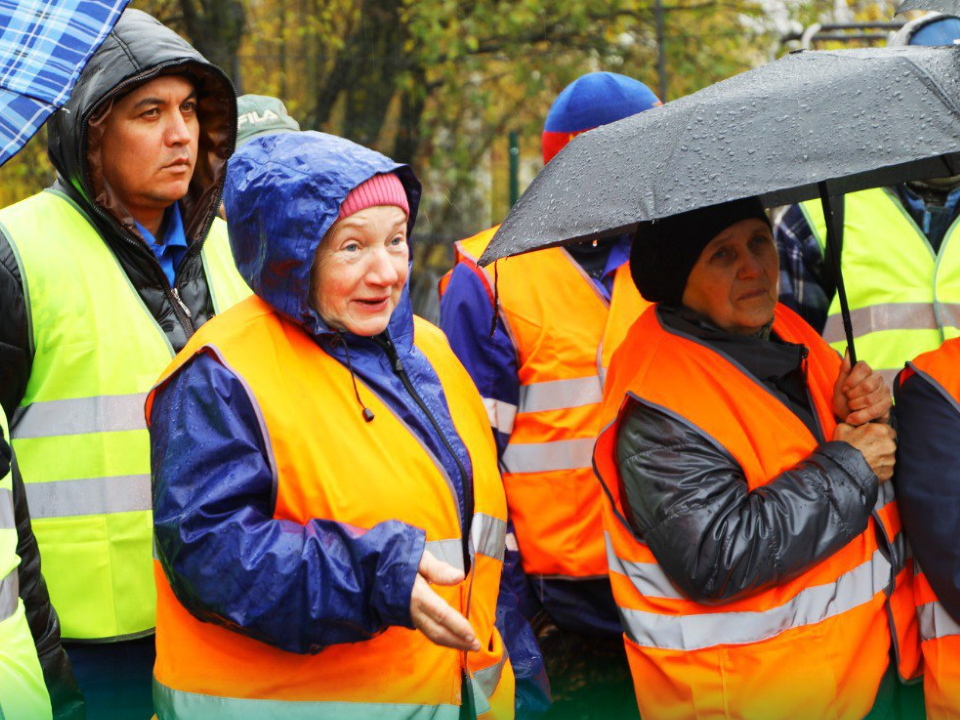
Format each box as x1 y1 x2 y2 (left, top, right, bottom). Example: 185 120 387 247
154 681 460 720
620 549 891 652
482 397 517 435
471 513 506 564
822 302 960 344
25 474 151 519
425 539 462 571
12 393 148 439
473 647 508 700
425 515 506 574
0 569 20 623
518 376 603 414
918 600 960 642
0 487 13 530
502 437 596 474
605 534 685 600
875 481 895 513
879 368 901 390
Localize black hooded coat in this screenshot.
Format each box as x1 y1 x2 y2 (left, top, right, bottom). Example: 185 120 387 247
0 9 235 719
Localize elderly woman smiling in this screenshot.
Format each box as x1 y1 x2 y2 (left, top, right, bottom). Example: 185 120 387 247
593 198 922 720
144 132 532 719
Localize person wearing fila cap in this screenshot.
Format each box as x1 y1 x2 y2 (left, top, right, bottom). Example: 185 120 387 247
235 93 300 147
438 71 660 714
146 130 548 718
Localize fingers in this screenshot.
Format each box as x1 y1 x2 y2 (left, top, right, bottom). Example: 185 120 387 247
418 550 465 586
841 362 891 425
841 360 876 395
844 390 891 425
839 348 852 377
410 575 480 652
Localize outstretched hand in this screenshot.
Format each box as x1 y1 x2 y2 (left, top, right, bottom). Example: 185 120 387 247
832 349 891 426
410 550 480 652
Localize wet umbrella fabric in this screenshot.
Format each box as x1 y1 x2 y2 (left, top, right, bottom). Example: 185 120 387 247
896 0 960 16
481 45 960 360
483 45 960 262
0 0 129 168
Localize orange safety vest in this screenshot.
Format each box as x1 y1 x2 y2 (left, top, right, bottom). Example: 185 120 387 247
146 295 514 720
901 338 960 720
595 303 920 720
441 227 649 581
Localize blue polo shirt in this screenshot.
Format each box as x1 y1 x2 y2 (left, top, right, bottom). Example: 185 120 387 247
135 203 188 286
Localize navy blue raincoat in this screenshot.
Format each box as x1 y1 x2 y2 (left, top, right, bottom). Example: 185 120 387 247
149 131 548 714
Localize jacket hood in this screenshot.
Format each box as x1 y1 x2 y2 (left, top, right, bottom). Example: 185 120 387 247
224 131 422 338
46 8 236 244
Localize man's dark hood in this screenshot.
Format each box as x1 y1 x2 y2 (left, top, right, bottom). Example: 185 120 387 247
46 8 236 244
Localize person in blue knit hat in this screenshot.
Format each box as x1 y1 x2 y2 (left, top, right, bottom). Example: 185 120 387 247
438 71 661 717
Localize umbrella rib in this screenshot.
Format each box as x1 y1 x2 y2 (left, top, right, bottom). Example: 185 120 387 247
903 57 960 117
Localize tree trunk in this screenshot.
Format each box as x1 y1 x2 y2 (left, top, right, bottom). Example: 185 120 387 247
179 0 246 94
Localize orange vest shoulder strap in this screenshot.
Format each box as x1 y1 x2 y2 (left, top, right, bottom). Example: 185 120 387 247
902 337 960 407
442 225 501 303
146 295 278 422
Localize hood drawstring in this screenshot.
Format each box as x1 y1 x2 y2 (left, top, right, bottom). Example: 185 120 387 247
335 332 375 422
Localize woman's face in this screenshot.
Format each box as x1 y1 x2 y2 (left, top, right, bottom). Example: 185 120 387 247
310 205 409 337
681 217 779 335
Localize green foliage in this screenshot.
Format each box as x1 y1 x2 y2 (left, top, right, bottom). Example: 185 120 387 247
1 0 776 240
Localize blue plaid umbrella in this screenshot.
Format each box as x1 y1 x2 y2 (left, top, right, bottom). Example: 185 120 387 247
0 0 129 167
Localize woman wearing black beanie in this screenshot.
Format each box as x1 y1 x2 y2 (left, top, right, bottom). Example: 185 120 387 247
594 198 920 720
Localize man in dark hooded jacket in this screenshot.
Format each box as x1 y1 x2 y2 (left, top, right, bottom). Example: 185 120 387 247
0 8 249 718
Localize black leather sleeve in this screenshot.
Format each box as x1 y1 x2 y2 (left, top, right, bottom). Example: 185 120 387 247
615 399 879 604
0 229 31 420
11 449 86 720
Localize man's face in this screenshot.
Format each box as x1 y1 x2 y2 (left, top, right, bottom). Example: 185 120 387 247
100 75 199 221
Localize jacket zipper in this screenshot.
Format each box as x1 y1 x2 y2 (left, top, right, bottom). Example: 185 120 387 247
798 346 826 444
375 334 474 572
375 334 480 715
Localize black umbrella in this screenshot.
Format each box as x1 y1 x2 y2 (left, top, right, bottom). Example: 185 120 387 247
480 45 960 362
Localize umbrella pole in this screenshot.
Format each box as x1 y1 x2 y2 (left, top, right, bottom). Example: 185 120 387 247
817 182 857 365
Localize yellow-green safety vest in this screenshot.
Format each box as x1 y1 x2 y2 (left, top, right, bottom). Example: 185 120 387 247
801 187 960 386
0 189 250 641
0 407 52 720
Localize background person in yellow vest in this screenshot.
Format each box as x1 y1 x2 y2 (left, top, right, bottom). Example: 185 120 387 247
439 71 660 717
0 8 249 719
775 14 960 388
595 198 923 720
0 410 79 720
145 130 544 719
894 339 960 719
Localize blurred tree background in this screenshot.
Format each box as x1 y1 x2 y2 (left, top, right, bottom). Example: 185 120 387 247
0 0 904 245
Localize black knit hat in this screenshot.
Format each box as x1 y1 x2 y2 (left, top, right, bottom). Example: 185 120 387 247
629 197 770 304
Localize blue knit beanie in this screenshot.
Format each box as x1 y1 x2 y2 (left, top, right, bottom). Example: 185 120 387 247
542 72 661 163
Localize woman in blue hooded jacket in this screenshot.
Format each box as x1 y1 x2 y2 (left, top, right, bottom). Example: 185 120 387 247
147 131 545 719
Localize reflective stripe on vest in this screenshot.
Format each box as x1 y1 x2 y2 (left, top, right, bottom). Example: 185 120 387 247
801 188 960 384
0 189 250 641
618 547 891 651
596 303 918 720
147 297 513 718
154 681 460 720
916 566 960 643
0 408 53 720
454 230 648 581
